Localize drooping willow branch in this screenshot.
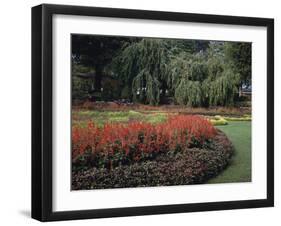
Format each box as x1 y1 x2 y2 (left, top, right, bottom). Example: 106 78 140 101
112 38 241 106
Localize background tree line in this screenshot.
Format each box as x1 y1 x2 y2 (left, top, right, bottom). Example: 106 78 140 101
72 35 251 107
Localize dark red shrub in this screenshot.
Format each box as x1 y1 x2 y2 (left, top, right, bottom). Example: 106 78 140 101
72 131 234 190
72 115 217 168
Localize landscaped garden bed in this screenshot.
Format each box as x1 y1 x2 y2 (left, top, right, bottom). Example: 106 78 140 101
72 115 234 190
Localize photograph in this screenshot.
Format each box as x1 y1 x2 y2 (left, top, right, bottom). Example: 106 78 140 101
71 34 252 190
30 3 274 221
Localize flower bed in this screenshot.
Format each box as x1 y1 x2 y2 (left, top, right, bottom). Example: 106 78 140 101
72 131 234 190
72 115 217 170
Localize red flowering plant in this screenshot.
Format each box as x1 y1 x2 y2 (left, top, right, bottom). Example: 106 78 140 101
72 115 217 170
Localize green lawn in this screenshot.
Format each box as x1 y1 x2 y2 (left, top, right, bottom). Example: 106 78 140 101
208 121 252 183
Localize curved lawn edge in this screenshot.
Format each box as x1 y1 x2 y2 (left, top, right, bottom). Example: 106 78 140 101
208 121 251 183
72 131 234 190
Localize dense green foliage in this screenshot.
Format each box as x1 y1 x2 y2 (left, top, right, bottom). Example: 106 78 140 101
72 35 251 107
72 64 94 100
224 42 252 86
113 39 171 105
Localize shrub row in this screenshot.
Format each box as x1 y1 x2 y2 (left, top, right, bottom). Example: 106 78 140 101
72 115 217 169
72 131 234 190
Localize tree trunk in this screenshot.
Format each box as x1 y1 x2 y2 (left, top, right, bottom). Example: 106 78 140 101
94 65 102 91
239 82 243 97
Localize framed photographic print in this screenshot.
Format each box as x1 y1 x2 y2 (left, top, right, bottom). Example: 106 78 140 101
32 4 274 221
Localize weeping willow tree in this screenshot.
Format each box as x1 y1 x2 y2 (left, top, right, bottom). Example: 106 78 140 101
205 53 240 106
168 52 191 93
175 77 202 106
207 70 240 106
173 51 240 107
113 38 170 105
173 53 208 107
113 38 244 106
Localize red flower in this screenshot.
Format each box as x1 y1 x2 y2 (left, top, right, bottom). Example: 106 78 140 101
72 115 217 164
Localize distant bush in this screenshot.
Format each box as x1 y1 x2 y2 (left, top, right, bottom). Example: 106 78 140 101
210 115 228 126
225 115 251 121
209 115 251 126
210 119 228 126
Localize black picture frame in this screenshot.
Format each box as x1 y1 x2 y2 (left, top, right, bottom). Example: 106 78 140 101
32 3 274 222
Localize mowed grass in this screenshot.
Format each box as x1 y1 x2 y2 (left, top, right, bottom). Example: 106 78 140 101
208 121 251 183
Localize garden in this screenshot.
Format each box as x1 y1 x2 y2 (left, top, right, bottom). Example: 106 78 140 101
71 35 252 190
71 105 251 189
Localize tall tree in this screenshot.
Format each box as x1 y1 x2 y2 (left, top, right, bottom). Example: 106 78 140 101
113 38 242 106
72 35 248 107
113 38 171 105
224 42 252 86
72 35 134 91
